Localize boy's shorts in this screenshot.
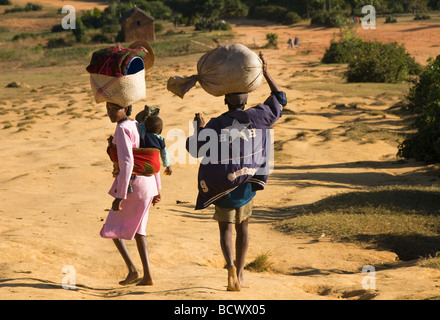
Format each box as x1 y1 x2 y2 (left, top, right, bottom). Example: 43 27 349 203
213 199 253 224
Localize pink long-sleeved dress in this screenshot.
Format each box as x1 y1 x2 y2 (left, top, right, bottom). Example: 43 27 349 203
100 119 161 240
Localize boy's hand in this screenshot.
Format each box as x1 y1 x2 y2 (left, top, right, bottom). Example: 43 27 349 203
259 52 268 75
112 198 123 211
194 113 205 128
164 166 172 175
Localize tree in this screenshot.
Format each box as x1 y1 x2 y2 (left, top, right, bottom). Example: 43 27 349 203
72 17 87 43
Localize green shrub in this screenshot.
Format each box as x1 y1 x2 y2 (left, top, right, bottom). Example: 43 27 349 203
12 32 38 41
46 38 71 48
195 18 231 31
385 15 397 23
5 5 24 13
5 2 42 13
311 10 348 28
248 5 287 21
72 18 87 43
322 38 363 64
414 14 430 20
91 33 111 43
283 11 301 25
398 55 440 163
346 41 420 83
81 8 103 29
51 24 65 33
24 2 42 11
263 33 278 49
0 0 12 5
248 5 300 25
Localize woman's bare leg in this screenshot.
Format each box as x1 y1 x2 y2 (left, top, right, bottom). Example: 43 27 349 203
112 239 140 285
135 234 154 286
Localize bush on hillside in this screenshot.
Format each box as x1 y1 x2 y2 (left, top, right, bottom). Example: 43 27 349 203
346 41 420 83
321 38 363 64
248 5 301 25
311 10 348 27
398 55 440 163
283 11 301 25
195 18 231 31
263 33 278 49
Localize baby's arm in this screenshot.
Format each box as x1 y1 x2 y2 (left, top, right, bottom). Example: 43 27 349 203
161 146 172 175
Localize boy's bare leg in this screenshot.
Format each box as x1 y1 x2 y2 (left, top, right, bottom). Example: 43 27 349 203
135 234 154 286
112 239 140 285
218 221 240 291
235 218 249 288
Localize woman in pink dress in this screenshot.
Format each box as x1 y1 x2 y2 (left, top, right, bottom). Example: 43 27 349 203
100 102 161 286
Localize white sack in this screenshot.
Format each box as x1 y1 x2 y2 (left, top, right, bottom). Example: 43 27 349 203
167 44 263 98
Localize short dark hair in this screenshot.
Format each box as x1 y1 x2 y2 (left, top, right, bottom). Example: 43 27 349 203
225 93 248 109
144 115 163 134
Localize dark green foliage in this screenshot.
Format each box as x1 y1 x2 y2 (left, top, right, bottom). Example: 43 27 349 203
311 10 348 28
398 55 440 163
51 24 65 33
12 32 38 41
81 8 103 29
385 15 397 23
46 38 71 48
346 41 420 83
283 11 301 25
72 18 87 43
24 2 42 11
5 2 42 13
248 5 301 25
195 18 231 31
322 38 363 64
264 33 278 49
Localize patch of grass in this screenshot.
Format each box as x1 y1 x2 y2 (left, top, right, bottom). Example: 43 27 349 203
343 122 402 145
319 121 404 145
275 185 440 262
245 252 273 272
419 253 440 269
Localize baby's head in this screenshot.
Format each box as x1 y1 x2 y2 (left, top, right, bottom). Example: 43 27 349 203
145 115 163 134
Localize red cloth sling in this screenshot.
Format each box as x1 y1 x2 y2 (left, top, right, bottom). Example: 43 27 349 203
107 136 160 177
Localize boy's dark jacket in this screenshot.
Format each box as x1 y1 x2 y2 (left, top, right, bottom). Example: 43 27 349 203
186 93 285 209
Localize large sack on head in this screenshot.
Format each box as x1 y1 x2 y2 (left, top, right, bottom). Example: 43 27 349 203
167 44 263 98
86 41 154 107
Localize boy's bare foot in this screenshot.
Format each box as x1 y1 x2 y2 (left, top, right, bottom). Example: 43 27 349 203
119 271 141 285
136 277 154 286
227 266 240 291
238 272 249 288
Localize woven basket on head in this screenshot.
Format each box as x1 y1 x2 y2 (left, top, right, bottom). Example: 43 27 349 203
90 69 146 107
89 41 155 107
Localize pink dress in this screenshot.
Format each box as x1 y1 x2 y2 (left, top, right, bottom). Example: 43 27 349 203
100 119 161 240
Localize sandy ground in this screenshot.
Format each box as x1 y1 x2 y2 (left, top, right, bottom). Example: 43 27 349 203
1 9 440 301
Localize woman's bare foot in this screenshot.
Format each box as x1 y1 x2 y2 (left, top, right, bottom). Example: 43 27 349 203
227 266 240 291
238 279 249 288
136 277 154 286
119 271 141 285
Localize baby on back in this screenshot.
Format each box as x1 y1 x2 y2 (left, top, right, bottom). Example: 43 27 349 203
137 107 172 176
